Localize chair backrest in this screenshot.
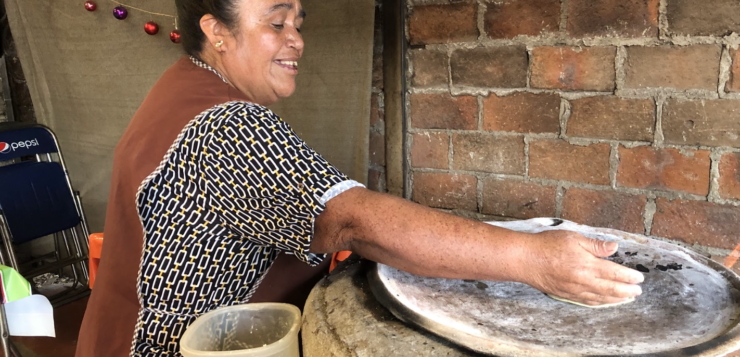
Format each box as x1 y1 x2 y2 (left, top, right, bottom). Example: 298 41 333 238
0 161 81 243
0 123 59 162
0 123 80 243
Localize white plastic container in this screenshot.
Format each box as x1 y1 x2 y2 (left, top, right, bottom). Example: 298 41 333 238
180 303 301 357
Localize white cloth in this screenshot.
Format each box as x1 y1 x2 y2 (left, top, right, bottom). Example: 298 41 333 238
5 294 55 337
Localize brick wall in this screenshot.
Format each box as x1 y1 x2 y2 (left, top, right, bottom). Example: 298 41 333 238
405 0 740 258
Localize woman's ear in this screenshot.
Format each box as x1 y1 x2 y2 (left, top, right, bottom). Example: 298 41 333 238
200 14 229 51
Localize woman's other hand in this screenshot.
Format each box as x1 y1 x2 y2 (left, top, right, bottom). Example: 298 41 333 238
517 230 644 306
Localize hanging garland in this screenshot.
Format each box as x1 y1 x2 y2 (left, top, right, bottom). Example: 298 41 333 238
84 1 181 44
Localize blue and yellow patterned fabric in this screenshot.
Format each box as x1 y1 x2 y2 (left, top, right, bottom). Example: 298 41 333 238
131 101 362 356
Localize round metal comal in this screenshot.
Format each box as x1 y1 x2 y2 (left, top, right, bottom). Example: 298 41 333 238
369 218 740 357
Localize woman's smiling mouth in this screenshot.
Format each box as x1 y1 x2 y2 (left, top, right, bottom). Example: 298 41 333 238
275 60 298 72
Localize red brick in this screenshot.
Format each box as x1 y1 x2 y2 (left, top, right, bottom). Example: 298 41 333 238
367 168 384 192
625 45 722 90
663 99 740 147
562 188 646 234
529 140 611 185
410 132 449 169
410 49 448 88
409 3 479 45
531 47 616 91
652 198 740 250
667 0 740 36
370 93 383 128
617 146 711 195
482 92 560 134
567 0 659 38
451 47 528 88
481 179 557 219
452 134 525 174
483 0 560 39
372 55 383 90
719 152 740 200
567 97 655 141
409 93 478 130
727 49 740 93
369 131 385 166
412 172 477 211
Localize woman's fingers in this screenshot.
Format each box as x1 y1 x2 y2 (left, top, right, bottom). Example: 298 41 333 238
565 259 643 299
552 277 641 305
575 235 645 284
586 277 643 298
554 290 636 306
593 259 645 285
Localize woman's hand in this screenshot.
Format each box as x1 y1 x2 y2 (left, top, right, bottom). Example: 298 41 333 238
517 230 644 306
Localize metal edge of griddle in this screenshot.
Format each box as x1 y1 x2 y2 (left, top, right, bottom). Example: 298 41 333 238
367 262 740 357
367 262 576 357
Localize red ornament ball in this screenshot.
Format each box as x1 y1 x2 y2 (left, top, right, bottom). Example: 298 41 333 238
84 1 96 11
144 21 159 35
169 29 181 44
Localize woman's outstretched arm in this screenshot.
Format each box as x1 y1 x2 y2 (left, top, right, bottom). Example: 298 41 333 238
312 187 644 306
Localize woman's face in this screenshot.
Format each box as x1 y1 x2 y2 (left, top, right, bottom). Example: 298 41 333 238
222 0 305 106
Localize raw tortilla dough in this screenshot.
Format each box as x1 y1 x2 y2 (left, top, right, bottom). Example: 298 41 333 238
547 294 635 308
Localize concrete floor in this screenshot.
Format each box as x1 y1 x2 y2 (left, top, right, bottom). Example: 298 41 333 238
11 297 88 357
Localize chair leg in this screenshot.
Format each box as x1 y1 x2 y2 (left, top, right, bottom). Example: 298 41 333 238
8 340 20 357
53 232 64 278
0 228 8 268
68 228 89 283
59 231 80 289
0 216 19 271
0 305 11 357
74 193 91 252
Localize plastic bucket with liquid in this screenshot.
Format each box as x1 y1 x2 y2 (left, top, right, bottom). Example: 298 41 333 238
180 303 301 357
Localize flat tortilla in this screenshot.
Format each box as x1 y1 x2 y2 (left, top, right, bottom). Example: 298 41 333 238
547 294 635 308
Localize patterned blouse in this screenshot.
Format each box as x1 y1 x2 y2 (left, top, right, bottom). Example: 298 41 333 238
130 68 363 355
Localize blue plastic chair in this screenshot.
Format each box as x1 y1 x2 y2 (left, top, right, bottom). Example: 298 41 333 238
0 122 90 306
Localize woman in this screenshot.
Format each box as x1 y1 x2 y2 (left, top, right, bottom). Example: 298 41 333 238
76 0 644 356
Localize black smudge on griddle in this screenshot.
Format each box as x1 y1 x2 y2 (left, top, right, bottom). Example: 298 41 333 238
666 263 682 270
655 263 682 272
655 263 683 271
635 264 650 273
476 282 489 290
463 279 475 283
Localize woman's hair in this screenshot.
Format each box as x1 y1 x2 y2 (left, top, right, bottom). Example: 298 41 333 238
175 0 241 57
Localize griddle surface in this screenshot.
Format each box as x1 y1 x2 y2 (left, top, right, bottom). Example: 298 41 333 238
372 219 740 356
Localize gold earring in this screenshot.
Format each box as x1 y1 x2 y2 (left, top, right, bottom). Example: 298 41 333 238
215 40 224 48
